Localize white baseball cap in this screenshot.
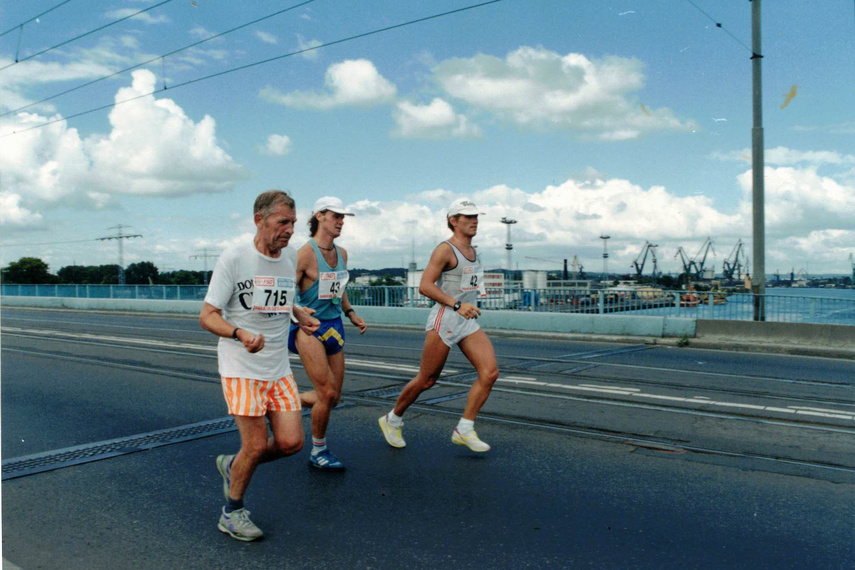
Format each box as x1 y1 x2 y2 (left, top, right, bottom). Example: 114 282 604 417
447 198 483 218
312 196 354 216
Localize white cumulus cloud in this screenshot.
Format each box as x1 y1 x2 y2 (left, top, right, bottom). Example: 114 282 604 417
393 98 481 139
296 34 322 59
255 31 277 45
85 70 247 195
0 70 248 226
432 47 695 140
260 59 396 109
104 9 170 25
329 155 855 274
737 166 855 237
0 192 44 227
260 134 293 156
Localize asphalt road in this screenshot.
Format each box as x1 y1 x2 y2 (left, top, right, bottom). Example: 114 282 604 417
2 307 854 569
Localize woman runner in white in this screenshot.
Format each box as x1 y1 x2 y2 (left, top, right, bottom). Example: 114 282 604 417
379 198 499 452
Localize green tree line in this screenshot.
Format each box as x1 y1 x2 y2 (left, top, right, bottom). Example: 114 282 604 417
1 257 209 285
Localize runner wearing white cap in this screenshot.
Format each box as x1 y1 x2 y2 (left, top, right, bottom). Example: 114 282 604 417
379 197 499 452
289 196 367 470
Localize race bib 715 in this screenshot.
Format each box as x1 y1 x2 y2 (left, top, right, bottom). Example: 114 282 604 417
252 276 295 312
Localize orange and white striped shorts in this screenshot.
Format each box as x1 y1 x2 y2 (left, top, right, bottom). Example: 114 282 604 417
221 374 301 417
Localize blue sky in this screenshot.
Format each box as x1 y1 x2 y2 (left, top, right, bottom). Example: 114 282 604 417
1 0 853 277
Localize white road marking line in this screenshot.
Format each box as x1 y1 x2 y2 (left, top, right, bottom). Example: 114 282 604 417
496 378 855 422
4 327 457 374
579 383 641 392
346 359 458 374
5 327 216 351
790 406 855 415
794 410 854 420
764 407 796 414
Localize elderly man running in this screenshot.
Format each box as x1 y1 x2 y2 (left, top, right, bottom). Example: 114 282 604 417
201 190 319 541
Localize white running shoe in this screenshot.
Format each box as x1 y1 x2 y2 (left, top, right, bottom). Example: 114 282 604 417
378 414 406 448
218 507 263 542
452 429 490 452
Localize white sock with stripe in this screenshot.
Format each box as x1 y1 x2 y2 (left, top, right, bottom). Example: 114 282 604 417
312 437 327 455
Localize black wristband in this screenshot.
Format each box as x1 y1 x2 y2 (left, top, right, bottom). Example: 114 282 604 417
231 327 240 340
452 301 462 311
344 309 355 316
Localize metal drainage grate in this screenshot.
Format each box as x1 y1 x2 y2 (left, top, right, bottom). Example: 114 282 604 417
2 417 237 481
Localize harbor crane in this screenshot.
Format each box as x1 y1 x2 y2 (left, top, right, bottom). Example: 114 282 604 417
570 255 584 280
674 247 692 276
689 237 715 279
722 239 746 281
631 241 659 278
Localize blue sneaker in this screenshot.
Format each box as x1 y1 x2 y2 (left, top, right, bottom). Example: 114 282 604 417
309 449 345 471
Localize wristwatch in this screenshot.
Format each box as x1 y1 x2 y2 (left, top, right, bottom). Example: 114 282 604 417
452 301 462 311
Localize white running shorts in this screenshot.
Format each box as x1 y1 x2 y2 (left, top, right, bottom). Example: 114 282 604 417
426 304 480 347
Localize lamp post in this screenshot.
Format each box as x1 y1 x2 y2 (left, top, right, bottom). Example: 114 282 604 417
751 0 765 321
501 217 517 278
600 235 611 280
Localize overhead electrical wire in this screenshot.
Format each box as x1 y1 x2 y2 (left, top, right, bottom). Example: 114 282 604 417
2 0 506 138
1 0 316 118
1 238 103 248
0 0 78 37
0 0 176 69
683 0 753 55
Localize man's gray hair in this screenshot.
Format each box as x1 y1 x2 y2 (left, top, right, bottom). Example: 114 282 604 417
254 190 295 219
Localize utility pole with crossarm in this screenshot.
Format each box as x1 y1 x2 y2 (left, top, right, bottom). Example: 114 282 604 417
97 225 142 285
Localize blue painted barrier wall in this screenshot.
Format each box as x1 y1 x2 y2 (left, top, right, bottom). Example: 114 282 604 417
0 296 697 338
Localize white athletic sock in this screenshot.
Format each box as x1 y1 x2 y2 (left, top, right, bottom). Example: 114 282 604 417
387 411 403 426
457 418 475 434
312 437 327 455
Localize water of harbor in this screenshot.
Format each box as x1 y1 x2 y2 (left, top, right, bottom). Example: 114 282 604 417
630 287 855 325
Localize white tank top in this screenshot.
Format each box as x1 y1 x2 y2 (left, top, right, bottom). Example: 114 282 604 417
436 241 484 305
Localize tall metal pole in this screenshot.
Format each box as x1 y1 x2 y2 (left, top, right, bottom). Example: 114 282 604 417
97 225 142 285
600 235 611 280
751 0 765 320
191 249 219 285
405 220 417 271
501 217 517 277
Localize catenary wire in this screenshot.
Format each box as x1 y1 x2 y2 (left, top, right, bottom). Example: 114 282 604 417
683 0 752 54
1 0 506 138
1 238 102 248
0 0 175 70
1 0 316 118
0 0 77 37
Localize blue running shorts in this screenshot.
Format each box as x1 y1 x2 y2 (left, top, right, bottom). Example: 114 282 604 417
289 317 346 356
